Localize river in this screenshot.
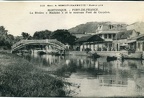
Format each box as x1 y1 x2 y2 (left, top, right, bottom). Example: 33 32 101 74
22 53 144 97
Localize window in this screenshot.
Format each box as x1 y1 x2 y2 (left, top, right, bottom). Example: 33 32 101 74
138 42 140 50
109 25 111 29
108 34 111 39
104 34 107 39
109 25 114 29
113 34 116 39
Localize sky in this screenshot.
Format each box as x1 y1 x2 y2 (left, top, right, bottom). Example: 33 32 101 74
0 1 144 36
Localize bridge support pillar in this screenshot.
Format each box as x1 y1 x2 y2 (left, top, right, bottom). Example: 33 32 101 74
31 49 34 54
46 45 49 53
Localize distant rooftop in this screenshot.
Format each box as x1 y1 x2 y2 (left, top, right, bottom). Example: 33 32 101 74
113 30 138 40
96 31 121 34
75 34 104 43
129 34 144 40
96 23 127 33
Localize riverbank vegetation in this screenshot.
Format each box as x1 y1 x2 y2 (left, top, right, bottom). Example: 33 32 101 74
0 25 77 51
0 25 77 97
0 52 71 97
0 26 14 50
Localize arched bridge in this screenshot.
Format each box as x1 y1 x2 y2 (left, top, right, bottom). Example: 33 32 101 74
11 39 66 53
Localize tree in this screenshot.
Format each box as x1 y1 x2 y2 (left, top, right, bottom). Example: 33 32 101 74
5 34 15 48
21 32 31 40
0 26 8 35
0 26 8 46
14 36 23 43
0 26 14 49
50 29 76 45
33 30 51 39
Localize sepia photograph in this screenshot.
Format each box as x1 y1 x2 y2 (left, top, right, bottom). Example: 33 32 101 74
0 1 144 97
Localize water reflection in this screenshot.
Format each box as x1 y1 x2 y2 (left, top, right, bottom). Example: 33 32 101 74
23 54 144 97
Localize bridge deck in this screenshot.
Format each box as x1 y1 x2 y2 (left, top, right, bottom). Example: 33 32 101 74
12 39 66 52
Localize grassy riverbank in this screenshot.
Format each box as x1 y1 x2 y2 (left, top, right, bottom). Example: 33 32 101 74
0 52 69 97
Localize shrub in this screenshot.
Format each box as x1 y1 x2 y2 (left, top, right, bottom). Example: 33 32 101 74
0 52 68 97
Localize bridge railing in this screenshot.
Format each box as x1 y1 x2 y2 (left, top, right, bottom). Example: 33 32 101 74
12 40 24 49
48 40 65 47
12 39 66 51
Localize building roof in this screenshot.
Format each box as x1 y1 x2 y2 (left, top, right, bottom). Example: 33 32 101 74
113 30 136 40
96 23 127 32
129 34 144 40
127 40 136 43
96 31 120 34
72 33 91 38
75 34 104 43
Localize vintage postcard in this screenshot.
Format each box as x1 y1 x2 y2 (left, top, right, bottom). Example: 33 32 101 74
0 1 144 97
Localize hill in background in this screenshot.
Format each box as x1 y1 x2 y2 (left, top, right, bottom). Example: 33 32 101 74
68 22 110 34
68 21 144 34
127 22 144 34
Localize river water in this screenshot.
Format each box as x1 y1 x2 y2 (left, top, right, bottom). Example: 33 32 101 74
23 53 144 97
